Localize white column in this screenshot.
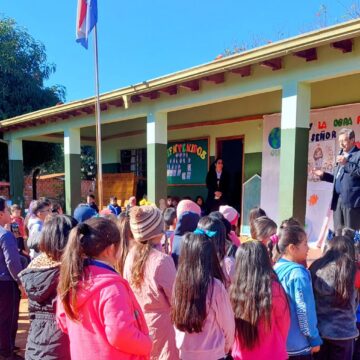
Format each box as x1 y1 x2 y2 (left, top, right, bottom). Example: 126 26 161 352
146 112 167 204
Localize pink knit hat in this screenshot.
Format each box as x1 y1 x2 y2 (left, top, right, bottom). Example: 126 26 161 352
219 205 239 225
176 199 201 218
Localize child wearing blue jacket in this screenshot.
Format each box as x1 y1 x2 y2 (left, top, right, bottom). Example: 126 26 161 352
274 224 322 360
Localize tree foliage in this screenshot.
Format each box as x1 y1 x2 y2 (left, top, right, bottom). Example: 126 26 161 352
0 17 65 120
0 17 68 181
21 143 96 181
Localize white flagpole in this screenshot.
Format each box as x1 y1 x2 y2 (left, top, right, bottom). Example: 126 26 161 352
93 25 103 210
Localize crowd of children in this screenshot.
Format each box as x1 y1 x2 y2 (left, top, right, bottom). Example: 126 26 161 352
0 194 359 360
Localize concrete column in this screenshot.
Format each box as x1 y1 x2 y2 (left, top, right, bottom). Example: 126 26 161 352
64 128 81 215
8 139 24 207
146 112 167 204
279 81 310 224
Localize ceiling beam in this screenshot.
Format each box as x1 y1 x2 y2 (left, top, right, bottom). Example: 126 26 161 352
180 79 200 91
260 57 282 71
231 65 252 77
294 48 318 61
203 73 225 84
159 85 178 96
331 38 353 53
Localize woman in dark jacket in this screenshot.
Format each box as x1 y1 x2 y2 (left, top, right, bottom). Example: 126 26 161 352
19 215 77 360
205 158 230 213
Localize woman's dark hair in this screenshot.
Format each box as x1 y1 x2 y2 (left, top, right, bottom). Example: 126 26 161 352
58 217 120 320
310 235 356 306
276 224 306 255
172 233 224 333
214 157 223 165
230 241 282 349
249 207 266 227
115 212 133 276
209 157 224 172
39 215 78 261
198 215 226 261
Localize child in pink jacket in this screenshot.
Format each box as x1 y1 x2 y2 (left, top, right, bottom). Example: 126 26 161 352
172 231 235 360
124 206 179 360
230 240 290 360
57 217 152 360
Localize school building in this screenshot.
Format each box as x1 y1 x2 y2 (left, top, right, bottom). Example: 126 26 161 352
1 19 360 234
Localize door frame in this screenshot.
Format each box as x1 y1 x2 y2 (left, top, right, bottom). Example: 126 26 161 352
215 135 245 214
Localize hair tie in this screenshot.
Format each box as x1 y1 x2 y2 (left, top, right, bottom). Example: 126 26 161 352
78 222 90 236
270 234 279 245
354 231 360 244
327 229 335 241
194 228 217 238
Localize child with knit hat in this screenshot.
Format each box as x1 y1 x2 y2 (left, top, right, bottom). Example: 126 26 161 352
219 205 241 247
171 200 201 267
124 206 179 360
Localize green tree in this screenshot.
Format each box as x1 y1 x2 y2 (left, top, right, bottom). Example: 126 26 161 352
0 17 65 119
0 17 66 180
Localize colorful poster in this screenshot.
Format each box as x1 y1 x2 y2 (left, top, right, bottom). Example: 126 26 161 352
167 138 209 185
261 103 360 243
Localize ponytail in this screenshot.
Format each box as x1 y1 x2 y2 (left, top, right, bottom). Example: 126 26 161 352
130 241 153 288
58 218 120 320
276 224 306 256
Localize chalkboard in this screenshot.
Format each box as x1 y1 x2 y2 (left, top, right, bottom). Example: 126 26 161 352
240 174 261 235
167 138 209 186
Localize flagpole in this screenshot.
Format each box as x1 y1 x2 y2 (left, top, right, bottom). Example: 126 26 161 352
93 25 103 211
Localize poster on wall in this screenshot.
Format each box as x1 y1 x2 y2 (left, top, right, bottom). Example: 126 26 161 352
261 103 360 244
167 138 209 186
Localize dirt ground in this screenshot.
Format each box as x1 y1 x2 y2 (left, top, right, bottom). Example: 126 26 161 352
16 299 29 358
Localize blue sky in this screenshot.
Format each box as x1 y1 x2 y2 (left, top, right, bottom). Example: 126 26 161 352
1 1 358 102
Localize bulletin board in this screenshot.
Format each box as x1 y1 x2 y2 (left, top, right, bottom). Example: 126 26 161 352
167 137 209 186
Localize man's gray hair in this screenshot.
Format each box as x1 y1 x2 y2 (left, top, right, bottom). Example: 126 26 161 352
339 128 355 140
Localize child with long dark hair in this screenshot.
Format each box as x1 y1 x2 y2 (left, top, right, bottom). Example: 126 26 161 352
198 215 235 286
230 240 290 359
172 232 235 360
57 217 152 360
20 214 77 360
274 225 322 359
309 235 358 360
